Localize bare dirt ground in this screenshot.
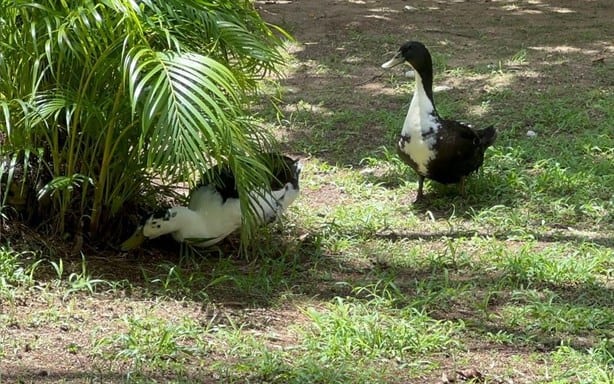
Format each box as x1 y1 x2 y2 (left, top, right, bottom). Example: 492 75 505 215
1 0 613 382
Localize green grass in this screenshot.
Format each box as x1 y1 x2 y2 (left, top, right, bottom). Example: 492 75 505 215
0 247 39 299
1 5 614 383
93 315 212 375
302 291 462 360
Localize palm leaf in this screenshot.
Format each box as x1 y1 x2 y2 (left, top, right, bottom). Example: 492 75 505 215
0 0 291 241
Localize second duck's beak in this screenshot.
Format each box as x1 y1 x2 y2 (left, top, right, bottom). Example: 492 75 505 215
381 51 405 68
120 226 146 251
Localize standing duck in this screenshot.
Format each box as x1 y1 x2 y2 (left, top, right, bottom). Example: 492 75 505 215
381 41 496 201
120 153 301 250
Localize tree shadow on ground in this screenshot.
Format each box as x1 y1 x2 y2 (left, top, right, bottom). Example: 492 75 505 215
361 166 522 219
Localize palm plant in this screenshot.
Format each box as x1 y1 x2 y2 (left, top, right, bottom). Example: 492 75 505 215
0 0 290 241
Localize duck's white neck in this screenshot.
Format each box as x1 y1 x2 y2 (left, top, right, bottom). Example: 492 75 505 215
169 206 201 233
401 72 439 137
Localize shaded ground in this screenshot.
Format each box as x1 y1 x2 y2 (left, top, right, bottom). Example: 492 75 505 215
262 0 611 165
1 0 613 383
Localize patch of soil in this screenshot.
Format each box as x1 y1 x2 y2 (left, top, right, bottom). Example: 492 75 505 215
2 0 613 382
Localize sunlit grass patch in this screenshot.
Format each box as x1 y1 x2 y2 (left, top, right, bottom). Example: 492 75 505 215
212 327 386 384
501 291 614 337
496 242 613 286
93 315 212 375
301 283 463 361
549 342 614 383
0 247 38 294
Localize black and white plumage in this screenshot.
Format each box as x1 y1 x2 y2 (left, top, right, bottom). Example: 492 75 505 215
382 41 496 201
120 153 301 250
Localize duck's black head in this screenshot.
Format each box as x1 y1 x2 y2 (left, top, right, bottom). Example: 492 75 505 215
381 41 432 75
145 208 173 223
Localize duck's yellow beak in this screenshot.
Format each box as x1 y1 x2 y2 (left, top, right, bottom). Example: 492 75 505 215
120 226 146 251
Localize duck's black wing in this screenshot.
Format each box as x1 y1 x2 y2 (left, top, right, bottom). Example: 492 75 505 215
428 120 495 184
194 162 238 202
193 153 301 202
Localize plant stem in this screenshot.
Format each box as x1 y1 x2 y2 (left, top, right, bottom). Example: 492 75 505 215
89 84 124 234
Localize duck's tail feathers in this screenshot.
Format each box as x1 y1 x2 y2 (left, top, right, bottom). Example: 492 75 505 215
478 126 497 148
250 182 300 224
248 156 302 224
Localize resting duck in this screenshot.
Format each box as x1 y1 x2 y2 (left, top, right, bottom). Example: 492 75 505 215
120 153 301 250
381 41 496 201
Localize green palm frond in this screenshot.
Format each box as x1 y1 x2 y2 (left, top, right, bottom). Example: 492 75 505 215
0 0 291 240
